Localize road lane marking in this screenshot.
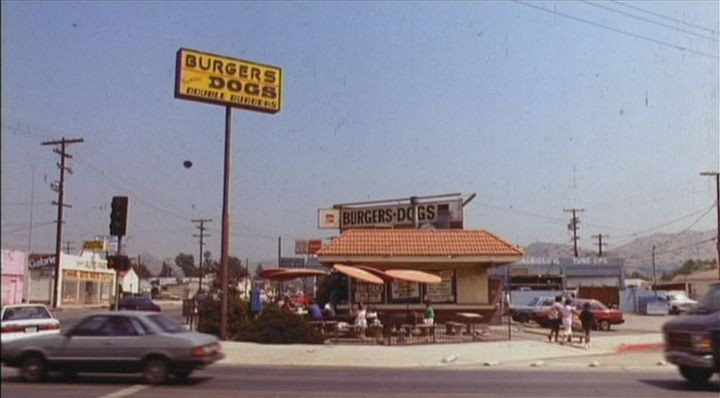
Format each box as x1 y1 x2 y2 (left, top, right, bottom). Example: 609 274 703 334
98 384 148 398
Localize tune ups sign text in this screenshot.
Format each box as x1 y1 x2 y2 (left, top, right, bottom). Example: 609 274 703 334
175 48 282 114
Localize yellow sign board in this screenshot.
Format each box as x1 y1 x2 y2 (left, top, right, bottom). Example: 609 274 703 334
83 240 106 251
175 48 282 114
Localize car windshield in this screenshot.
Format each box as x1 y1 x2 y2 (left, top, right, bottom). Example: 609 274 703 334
147 314 186 333
2 306 51 321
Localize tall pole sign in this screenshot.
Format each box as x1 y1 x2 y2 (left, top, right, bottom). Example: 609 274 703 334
175 48 282 340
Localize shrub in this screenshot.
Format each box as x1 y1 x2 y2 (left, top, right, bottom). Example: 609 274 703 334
235 306 324 344
197 295 248 338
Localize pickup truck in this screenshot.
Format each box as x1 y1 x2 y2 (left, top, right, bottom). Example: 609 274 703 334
509 296 555 323
662 282 720 385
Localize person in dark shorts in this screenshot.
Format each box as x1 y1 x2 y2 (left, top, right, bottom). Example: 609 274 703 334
547 296 563 342
579 302 594 349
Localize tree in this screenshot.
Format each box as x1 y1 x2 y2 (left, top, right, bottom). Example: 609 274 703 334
159 261 175 277
134 263 153 279
254 264 265 280
175 253 197 277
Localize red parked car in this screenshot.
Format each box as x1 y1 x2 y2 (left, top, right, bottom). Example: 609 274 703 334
535 298 624 331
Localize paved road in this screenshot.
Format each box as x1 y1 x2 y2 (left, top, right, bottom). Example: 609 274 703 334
2 357 718 398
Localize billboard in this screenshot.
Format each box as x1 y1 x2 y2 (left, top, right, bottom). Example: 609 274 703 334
83 240 106 251
337 199 463 229
175 48 282 114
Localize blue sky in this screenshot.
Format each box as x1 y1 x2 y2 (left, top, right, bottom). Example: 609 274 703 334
2 1 718 265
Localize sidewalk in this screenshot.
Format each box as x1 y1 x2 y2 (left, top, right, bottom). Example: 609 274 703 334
219 333 664 368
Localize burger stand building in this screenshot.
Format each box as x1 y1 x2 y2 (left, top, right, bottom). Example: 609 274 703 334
27 250 116 306
315 195 524 323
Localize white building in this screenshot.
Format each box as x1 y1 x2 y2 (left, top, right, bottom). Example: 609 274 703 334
27 252 115 306
119 269 140 294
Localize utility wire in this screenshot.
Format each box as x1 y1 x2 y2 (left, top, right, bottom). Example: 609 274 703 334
612 0 719 35
583 1 718 42
513 0 719 59
655 236 717 256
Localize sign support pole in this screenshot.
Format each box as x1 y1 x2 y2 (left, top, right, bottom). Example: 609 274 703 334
220 106 232 340
114 236 123 311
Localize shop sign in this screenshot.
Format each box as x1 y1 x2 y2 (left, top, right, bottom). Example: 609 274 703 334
64 269 114 281
279 257 305 269
29 254 55 269
338 199 463 229
175 48 282 114
389 280 421 302
317 208 340 229
424 270 456 303
353 282 384 304
83 240 106 251
295 239 323 254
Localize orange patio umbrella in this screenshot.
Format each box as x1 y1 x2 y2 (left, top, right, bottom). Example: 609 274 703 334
332 264 384 284
384 269 442 284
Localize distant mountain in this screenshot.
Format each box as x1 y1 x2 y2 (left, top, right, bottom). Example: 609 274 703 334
523 229 717 276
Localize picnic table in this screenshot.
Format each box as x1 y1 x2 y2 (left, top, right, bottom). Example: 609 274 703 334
456 312 489 340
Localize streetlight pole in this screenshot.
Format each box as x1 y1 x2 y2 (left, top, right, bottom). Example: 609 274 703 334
700 171 720 280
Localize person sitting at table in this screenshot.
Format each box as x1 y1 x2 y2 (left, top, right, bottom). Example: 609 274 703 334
354 303 368 329
322 302 335 317
281 296 293 314
307 299 323 320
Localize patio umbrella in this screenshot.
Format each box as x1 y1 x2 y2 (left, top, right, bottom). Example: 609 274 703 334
260 268 327 281
353 265 394 282
332 264 384 284
385 269 442 284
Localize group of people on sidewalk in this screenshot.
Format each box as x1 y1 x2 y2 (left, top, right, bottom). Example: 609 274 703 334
547 295 594 349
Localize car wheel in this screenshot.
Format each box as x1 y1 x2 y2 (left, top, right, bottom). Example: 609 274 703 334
20 354 47 382
517 313 530 323
143 357 169 385
679 366 713 385
598 320 611 331
173 370 193 380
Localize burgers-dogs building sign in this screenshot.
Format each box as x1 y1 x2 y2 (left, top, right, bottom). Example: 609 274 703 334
175 48 282 114
324 199 464 230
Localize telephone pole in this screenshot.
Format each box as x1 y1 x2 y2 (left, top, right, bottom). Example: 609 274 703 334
564 208 585 257
591 234 609 257
700 171 720 279
42 137 84 309
192 219 212 293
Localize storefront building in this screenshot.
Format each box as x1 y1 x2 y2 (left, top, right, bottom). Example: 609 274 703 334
316 228 523 322
2 249 26 305
27 252 115 306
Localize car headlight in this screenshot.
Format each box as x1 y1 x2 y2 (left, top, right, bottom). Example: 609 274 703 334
690 332 712 352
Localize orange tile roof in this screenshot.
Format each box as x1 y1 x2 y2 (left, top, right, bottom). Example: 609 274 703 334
317 229 523 257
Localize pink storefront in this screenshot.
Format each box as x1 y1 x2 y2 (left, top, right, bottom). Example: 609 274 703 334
2 249 26 305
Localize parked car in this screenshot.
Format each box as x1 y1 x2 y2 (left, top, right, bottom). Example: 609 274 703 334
535 298 624 331
1 304 61 343
662 282 720 385
114 296 161 312
662 291 698 315
509 296 555 323
0 311 224 384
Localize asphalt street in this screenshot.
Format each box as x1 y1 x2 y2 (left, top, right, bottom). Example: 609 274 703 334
2 359 718 398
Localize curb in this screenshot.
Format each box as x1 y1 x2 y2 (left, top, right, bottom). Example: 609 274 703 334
615 342 664 352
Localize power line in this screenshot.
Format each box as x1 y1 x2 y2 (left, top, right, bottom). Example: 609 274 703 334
612 204 715 244
583 1 718 42
513 0 719 59
655 237 717 256
612 0 719 35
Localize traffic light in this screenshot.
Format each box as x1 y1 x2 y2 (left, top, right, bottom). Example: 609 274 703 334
107 255 130 271
110 196 129 236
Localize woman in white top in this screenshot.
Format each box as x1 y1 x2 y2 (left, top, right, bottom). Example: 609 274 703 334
561 298 576 343
354 303 368 328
